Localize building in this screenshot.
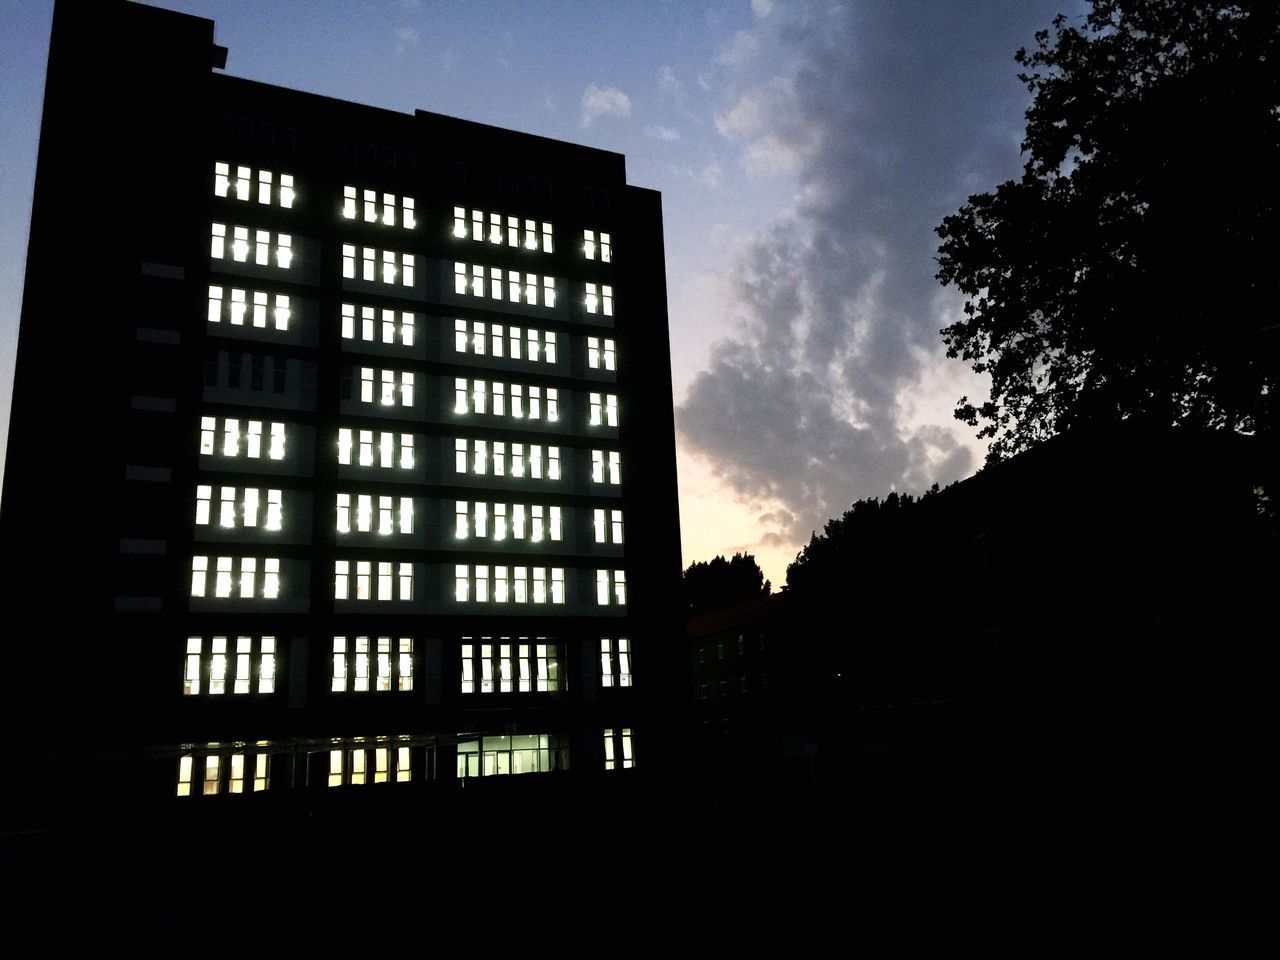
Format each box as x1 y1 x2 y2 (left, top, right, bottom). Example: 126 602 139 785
0 0 682 827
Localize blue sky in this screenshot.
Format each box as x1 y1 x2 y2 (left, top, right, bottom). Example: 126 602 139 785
0 0 1072 585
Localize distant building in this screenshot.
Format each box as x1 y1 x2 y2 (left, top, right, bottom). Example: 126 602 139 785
1 0 682 816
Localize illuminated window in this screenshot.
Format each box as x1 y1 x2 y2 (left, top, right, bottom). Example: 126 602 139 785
454 501 562 542
343 245 413 286
337 494 415 536
584 229 612 262
453 319 557 365
453 379 557 422
596 569 627 606
452 207 552 252
453 261 555 306
210 223 291 268
335 560 412 601
177 746 272 796
331 637 413 692
191 556 281 599
352 366 413 408
460 639 561 694
340 304 415 346
591 449 622 485
199 417 286 461
208 285 290 330
215 163 294 207
194 486 282 530
600 638 632 688
184 636 276 696
587 337 616 371
456 734 568 778
342 186 415 228
455 566 564 603
337 429 412 470
326 738 413 787
593 508 624 544
584 283 613 316
603 728 634 770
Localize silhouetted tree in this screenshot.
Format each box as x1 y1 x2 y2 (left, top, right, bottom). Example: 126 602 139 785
785 486 940 594
937 0 1279 460
683 552 771 615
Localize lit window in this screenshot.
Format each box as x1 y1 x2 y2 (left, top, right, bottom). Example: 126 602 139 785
207 285 289 330
199 417 286 461
210 223 291 268
337 428 412 470
326 738 413 787
589 393 617 426
588 337 616 371
596 569 627 606
591 450 622 485
178 745 272 796
453 206 467 238
184 636 276 696
460 638 561 694
215 163 294 207
603 728 634 771
601 638 632 688
456 733 568 778
335 560 349 599
342 186 415 228
196 486 281 530
584 229 613 262
192 556 280 600
544 276 556 308
332 637 413 692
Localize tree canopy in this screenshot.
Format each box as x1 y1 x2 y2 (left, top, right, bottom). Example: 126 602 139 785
683 553 771 616
785 486 940 594
936 0 1279 460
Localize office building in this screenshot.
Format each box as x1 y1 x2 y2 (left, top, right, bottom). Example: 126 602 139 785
1 0 682 815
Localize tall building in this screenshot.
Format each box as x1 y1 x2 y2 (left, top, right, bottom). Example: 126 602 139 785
1 0 682 821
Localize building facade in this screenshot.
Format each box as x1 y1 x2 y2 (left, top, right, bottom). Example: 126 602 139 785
1 0 682 815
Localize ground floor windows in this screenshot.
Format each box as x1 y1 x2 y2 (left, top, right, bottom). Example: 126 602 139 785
328 739 414 786
603 728 634 771
177 745 271 796
456 734 568 778
460 639 562 693
184 636 277 695
331 636 414 692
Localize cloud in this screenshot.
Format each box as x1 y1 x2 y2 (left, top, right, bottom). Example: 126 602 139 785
658 65 682 98
717 30 760 67
678 1 1059 549
645 125 681 142
751 0 774 17
581 84 632 127
393 26 419 44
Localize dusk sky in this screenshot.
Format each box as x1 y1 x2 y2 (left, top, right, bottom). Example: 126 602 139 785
0 0 1074 586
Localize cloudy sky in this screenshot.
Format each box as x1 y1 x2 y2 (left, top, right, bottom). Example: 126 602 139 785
0 0 1073 586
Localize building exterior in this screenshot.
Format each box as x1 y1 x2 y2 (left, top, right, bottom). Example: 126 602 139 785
1 0 682 819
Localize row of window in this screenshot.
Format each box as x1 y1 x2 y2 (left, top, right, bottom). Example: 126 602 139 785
196 485 282 530
180 635 631 696
337 494 413 535
334 560 415 601
211 223 292 268
342 244 415 286
461 640 561 693
454 262 557 307
454 565 566 604
191 556 281 599
197 421 621 484
208 286 291 330
454 319 557 363
176 731 627 795
345 367 415 407
453 207 552 252
214 163 295 207
342 304 416 345
332 636 414 692
184 636 276 695
453 378 560 421
343 186 416 228
199 417 286 460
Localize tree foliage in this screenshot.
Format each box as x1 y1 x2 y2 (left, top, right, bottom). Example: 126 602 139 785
936 0 1279 460
683 552 771 615
785 486 940 594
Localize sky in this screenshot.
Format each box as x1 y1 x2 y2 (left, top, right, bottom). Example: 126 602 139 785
0 0 1075 587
